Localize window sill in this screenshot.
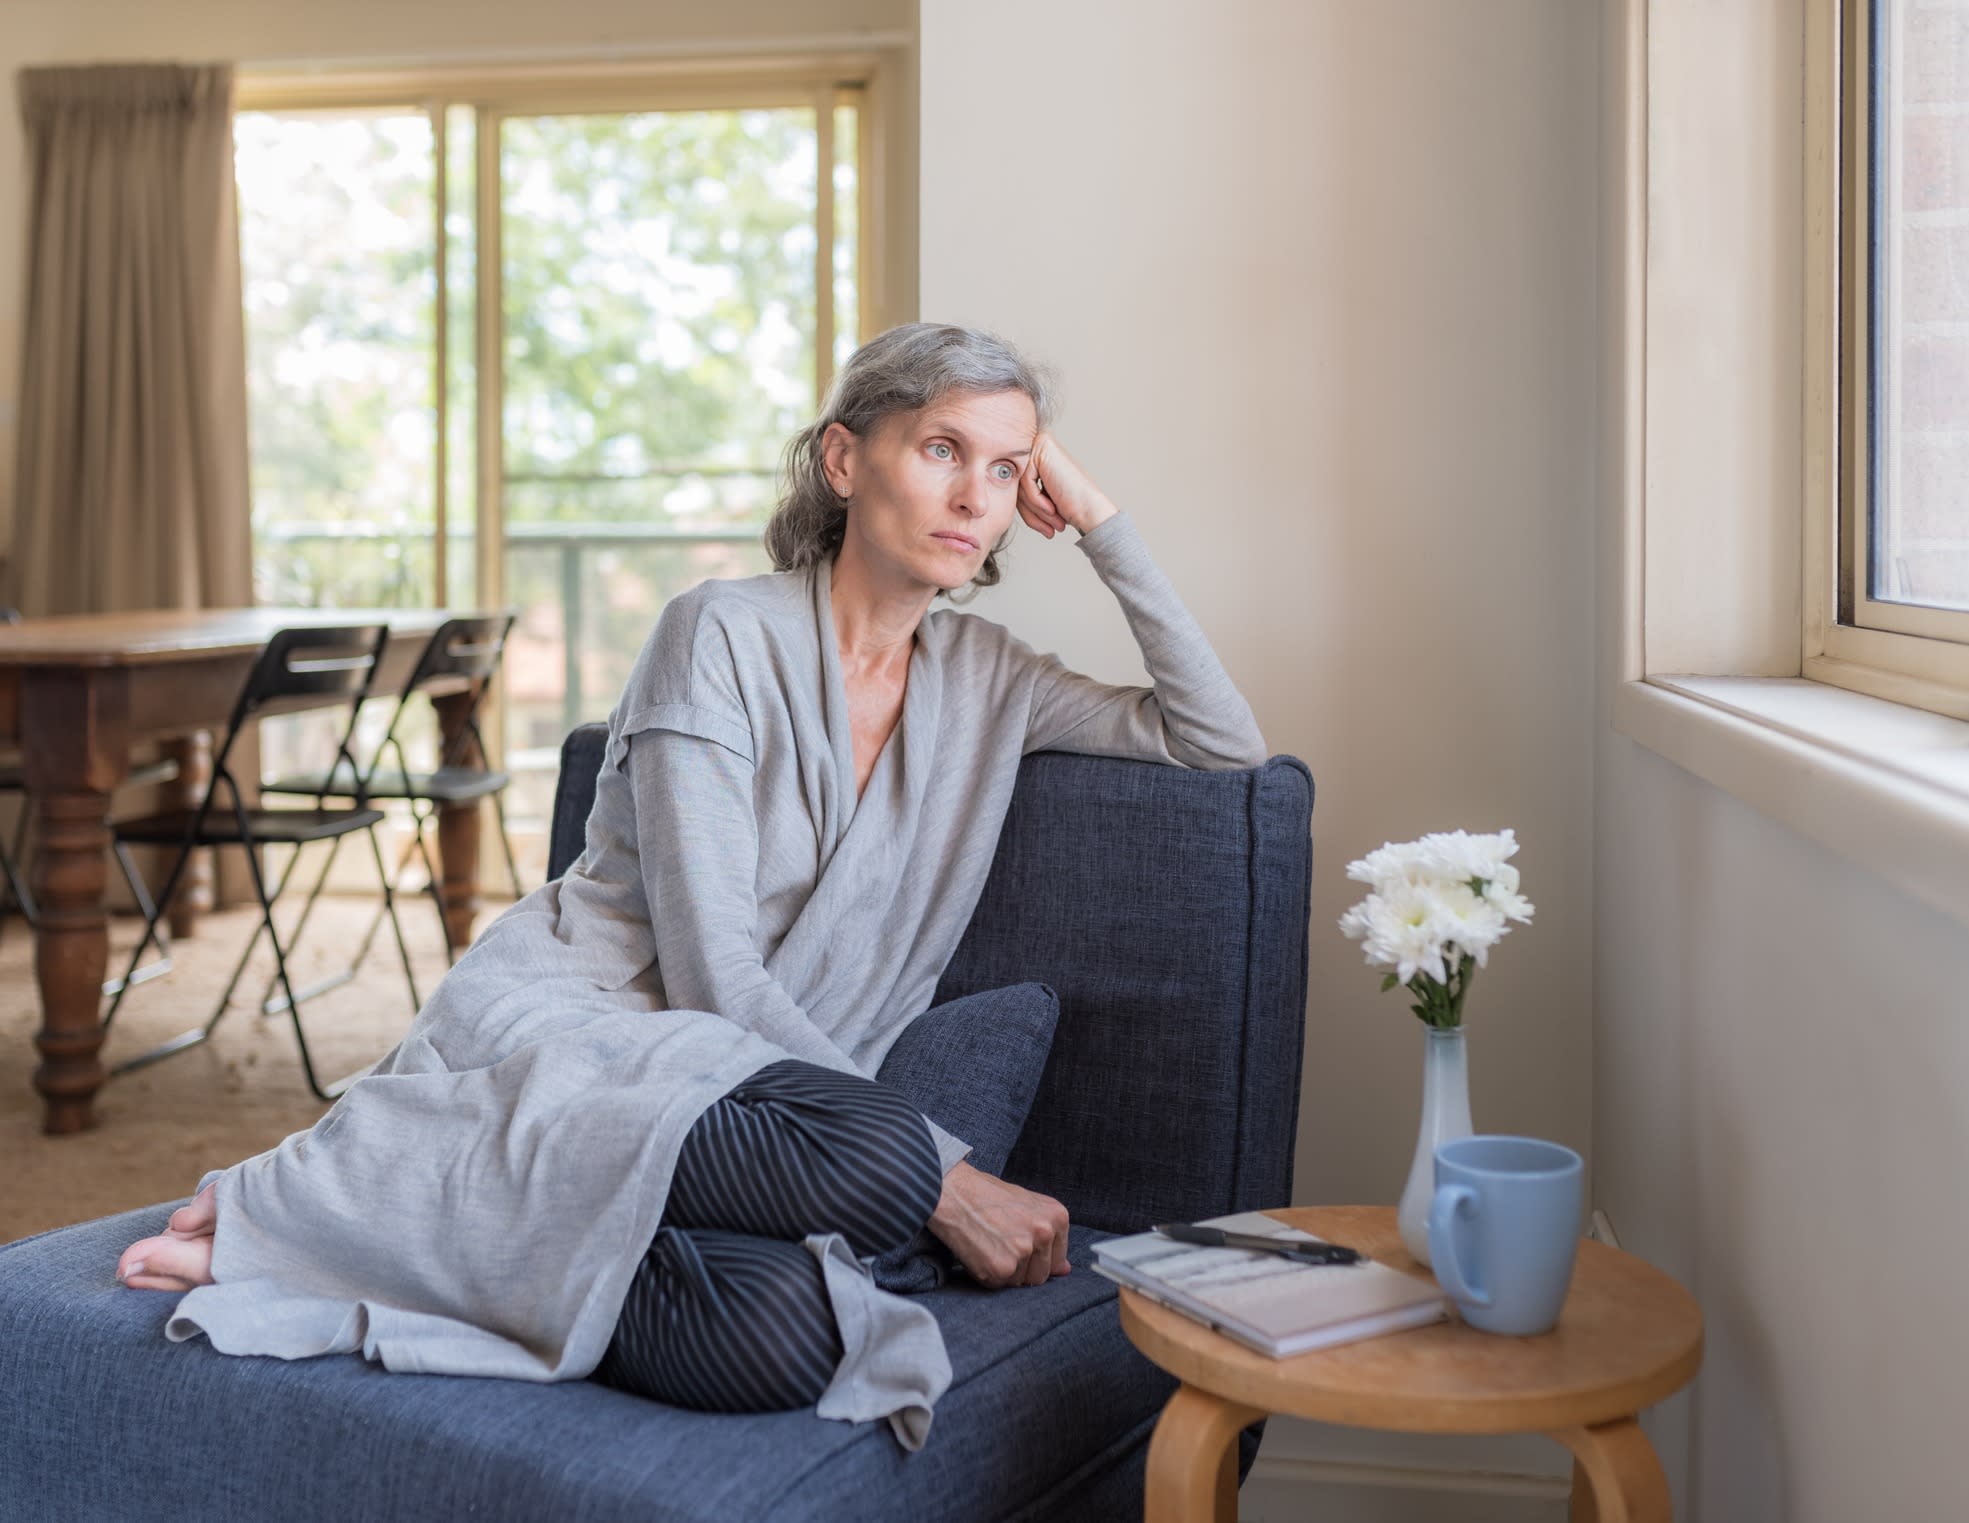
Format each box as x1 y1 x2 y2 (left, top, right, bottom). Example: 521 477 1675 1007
1612 676 1969 932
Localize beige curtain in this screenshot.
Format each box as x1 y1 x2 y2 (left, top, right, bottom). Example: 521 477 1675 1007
10 63 252 615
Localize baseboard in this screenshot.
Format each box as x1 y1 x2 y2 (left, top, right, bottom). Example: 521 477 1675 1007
1239 1453 1570 1523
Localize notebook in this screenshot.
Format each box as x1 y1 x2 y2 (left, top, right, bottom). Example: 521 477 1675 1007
1091 1210 1448 1358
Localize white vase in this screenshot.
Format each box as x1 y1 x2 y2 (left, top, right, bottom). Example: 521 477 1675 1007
1397 1025 1473 1267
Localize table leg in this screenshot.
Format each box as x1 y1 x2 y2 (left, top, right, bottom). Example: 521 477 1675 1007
1550 1419 1673 1523
430 686 484 952
1144 1384 1266 1523
22 668 129 1135
160 730 213 937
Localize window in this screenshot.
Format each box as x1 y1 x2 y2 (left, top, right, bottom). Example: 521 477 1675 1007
233 60 886 860
1814 0 1969 709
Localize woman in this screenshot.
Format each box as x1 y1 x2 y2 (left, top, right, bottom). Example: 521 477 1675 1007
114 322 1267 1450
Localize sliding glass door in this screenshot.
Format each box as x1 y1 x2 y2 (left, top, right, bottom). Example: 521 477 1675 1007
492 103 859 791
234 66 875 874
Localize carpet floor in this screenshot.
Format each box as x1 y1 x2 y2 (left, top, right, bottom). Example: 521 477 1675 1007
0 891 497 1244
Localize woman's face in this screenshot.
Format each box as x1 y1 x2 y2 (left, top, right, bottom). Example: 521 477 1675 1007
824 388 1038 594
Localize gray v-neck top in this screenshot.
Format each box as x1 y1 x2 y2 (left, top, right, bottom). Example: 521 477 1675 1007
166 511 1267 1452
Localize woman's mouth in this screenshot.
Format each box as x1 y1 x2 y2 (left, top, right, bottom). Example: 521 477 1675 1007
931 532 980 552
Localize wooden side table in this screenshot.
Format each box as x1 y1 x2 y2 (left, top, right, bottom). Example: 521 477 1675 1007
1119 1205 1703 1523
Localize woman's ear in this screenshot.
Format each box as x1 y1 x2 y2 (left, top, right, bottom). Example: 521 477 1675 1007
820 421 856 500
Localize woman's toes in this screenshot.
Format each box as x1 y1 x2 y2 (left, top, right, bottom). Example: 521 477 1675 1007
168 1184 218 1236
116 1236 159 1281
117 1232 214 1290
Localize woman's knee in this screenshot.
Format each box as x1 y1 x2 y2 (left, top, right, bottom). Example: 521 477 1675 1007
598 1227 843 1413
679 1059 942 1254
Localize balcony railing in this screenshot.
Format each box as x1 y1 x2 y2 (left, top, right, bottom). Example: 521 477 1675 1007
255 519 770 770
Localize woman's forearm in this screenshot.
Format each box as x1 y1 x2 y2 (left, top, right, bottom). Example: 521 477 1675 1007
1024 510 1269 767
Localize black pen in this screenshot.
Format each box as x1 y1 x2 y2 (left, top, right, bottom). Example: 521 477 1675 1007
1153 1223 1364 1265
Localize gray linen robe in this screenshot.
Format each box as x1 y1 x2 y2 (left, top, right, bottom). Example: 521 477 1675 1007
165 511 1267 1451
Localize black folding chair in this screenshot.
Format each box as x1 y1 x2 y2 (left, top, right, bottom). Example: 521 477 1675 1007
259 612 521 993
98 624 420 1101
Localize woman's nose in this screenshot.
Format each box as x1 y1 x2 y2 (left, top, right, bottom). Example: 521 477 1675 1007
954 464 996 514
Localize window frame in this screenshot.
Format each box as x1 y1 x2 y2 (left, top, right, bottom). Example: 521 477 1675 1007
1609 0 1969 939
234 52 890 622
1807 0 1969 719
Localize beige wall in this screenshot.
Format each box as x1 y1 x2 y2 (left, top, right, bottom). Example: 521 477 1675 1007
921 0 1597 1505
1597 1 1969 1519
922 0 1599 1218
0 0 920 555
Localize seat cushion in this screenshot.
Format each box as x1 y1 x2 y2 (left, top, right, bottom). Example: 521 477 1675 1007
0 1203 1192 1523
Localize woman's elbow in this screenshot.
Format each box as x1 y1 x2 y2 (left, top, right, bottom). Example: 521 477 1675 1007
1227 734 1272 770
1175 727 1270 771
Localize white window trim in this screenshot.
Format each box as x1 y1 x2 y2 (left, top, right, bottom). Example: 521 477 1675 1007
1609 0 1969 935
1613 678 1969 929
1806 0 1969 704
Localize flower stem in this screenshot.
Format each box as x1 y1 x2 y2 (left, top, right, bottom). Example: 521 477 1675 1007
1407 951 1477 1029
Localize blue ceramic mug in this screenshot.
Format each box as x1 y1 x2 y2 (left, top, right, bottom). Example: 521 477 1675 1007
1428 1136 1584 1336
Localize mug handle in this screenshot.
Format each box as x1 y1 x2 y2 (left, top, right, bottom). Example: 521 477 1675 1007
1428 1184 1493 1309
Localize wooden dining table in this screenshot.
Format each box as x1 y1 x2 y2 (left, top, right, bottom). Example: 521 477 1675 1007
0 608 490 1136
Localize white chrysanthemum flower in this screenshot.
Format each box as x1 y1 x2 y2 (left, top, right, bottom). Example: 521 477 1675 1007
1428 879 1511 967
1478 874 1535 925
1341 828 1538 1012
1344 839 1432 890
1337 880 1451 985
1411 828 1520 886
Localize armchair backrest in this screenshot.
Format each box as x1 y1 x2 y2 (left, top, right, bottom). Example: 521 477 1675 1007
550 724 609 885
548 726 1313 1235
931 751 1312 1233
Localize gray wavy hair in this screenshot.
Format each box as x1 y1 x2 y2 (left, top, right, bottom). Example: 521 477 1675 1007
764 322 1059 596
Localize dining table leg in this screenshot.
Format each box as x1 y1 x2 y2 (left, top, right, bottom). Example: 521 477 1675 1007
23 667 130 1135
430 685 484 952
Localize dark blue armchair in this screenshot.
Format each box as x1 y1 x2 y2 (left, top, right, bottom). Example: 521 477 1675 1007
4 731 1313 1522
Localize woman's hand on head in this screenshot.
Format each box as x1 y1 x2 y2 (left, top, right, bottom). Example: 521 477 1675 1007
926 1160 1072 1288
1017 432 1118 541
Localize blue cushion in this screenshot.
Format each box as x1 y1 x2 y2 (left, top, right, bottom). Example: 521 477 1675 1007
877 980 1058 1180
0 1202 1200 1523
867 980 1060 1292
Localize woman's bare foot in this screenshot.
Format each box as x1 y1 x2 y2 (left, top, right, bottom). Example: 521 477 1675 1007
117 1181 218 1291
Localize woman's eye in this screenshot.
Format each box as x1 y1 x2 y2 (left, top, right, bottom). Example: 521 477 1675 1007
929 441 953 460
992 463 1015 481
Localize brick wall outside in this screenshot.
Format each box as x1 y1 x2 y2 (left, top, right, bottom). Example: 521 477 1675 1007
1891 0 1969 606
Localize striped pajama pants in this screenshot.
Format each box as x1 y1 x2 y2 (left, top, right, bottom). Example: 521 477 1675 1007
593 1057 945 1412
